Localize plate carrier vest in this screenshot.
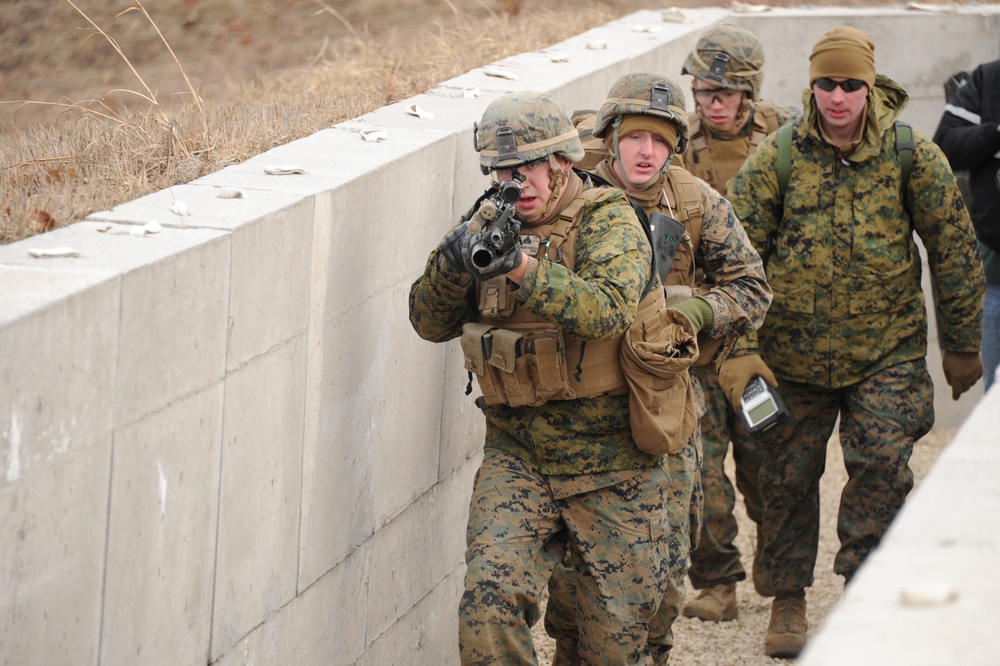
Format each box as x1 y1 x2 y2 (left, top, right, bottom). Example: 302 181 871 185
461 174 704 409
686 101 781 197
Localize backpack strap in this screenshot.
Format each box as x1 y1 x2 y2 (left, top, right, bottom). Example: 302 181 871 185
756 101 781 134
776 121 913 199
664 167 704 254
894 121 914 210
769 120 915 265
571 110 611 171
775 122 794 196
545 186 606 265
766 122 796 267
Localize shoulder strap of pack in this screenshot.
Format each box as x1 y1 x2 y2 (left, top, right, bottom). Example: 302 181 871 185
769 120 914 264
894 121 914 207
775 121 794 197
571 110 610 171
688 117 710 165
766 122 796 267
776 121 913 198
547 185 606 256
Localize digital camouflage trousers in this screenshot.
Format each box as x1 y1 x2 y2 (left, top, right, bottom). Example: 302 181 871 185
752 359 934 596
687 367 765 590
543 431 703 665
460 449 673 665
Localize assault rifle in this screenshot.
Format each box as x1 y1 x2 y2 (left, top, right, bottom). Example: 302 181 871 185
466 173 524 274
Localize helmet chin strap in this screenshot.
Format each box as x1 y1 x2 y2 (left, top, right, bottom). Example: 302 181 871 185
610 117 674 192
537 154 566 221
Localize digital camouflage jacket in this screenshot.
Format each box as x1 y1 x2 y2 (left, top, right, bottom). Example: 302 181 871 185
592 159 771 362
728 74 984 388
409 174 661 476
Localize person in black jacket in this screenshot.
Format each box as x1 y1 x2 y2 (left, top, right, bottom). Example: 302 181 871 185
934 58 1000 390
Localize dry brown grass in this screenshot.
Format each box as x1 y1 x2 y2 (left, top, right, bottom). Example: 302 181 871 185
0 0 670 244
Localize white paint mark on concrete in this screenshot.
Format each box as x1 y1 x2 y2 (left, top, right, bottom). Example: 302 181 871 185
6 409 21 483
158 460 168 519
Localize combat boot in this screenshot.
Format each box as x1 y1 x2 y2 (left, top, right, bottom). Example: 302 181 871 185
765 592 807 659
682 581 738 622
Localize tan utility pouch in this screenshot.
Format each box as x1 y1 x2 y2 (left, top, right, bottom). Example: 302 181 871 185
478 276 517 318
460 323 572 408
620 291 699 455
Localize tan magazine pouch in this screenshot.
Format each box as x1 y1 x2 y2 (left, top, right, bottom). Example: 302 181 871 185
461 323 572 408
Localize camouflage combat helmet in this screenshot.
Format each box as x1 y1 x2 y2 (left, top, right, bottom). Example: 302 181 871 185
592 72 690 155
681 24 765 100
474 91 584 175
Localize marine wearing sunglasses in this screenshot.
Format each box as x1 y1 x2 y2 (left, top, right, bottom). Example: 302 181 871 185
813 77 867 93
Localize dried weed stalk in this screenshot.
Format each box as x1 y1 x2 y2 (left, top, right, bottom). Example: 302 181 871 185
1 1 629 244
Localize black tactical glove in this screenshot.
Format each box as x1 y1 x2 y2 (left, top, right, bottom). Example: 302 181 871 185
437 222 473 275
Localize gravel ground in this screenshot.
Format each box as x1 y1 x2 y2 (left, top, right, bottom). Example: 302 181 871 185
531 427 953 664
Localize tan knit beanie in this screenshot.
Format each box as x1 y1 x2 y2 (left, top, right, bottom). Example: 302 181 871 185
808 26 876 89
605 115 679 153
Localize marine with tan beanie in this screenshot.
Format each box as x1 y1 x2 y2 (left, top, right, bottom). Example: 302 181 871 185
727 25 984 659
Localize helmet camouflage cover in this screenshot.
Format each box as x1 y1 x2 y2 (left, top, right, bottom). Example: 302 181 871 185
681 24 764 100
475 91 584 174
592 72 690 155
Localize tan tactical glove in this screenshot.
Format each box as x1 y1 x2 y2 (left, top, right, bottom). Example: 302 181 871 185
942 351 983 400
718 353 778 410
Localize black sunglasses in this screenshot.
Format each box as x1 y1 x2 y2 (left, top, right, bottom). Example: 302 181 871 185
814 78 867 93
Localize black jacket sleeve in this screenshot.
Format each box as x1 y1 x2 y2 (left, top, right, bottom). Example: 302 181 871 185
933 59 1000 252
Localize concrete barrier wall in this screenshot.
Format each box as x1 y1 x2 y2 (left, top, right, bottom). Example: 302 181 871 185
1 7 997 666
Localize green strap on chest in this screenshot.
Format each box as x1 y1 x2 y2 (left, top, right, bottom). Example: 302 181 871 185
775 122 794 195
775 121 913 197
894 121 914 203
769 121 914 266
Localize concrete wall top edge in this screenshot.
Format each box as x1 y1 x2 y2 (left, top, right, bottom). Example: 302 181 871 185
0 263 117 324
86 182 306 232
0 220 228 272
